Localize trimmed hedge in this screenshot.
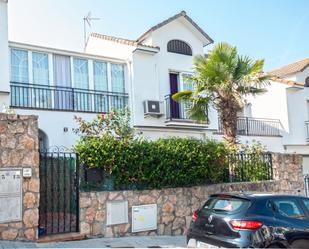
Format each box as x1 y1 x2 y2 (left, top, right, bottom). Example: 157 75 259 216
75 137 228 190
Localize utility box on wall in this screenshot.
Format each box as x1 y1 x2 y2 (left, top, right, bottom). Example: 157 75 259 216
132 204 157 233
0 169 22 223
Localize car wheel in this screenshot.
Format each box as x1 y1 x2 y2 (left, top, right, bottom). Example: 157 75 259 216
291 239 309 249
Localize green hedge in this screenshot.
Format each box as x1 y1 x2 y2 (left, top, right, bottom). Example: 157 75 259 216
75 137 228 190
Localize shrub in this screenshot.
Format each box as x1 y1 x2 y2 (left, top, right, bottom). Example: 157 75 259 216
73 107 135 141
74 111 272 191
75 136 228 190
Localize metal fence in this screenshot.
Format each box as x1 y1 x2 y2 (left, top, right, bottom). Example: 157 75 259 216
226 153 273 183
39 149 79 236
218 117 281 136
81 152 274 191
10 82 128 113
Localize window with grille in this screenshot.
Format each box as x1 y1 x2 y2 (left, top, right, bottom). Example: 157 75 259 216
167 40 192 56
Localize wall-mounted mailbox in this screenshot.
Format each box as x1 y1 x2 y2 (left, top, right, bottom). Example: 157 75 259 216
0 169 22 223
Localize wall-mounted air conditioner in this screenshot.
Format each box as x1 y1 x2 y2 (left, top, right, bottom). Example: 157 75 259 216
143 100 163 117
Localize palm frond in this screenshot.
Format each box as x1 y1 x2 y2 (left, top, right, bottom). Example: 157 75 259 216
236 86 267 95
187 98 210 122
172 90 193 102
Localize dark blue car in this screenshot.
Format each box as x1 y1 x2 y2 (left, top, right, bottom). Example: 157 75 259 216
187 193 309 248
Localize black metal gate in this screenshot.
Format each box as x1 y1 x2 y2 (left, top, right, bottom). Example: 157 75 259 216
305 175 309 197
39 148 79 236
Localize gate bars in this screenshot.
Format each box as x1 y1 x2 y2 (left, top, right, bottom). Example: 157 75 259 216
39 149 79 236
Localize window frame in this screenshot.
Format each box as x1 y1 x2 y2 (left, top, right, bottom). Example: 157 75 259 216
10 48 30 84
111 63 125 93
32 51 50 85
73 57 89 89
272 198 308 220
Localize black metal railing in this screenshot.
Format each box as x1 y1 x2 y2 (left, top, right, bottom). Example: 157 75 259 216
165 94 208 122
305 121 309 142
10 82 129 113
218 117 281 136
226 152 273 183
80 152 273 191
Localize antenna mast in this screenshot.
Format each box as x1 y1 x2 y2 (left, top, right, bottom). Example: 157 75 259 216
83 11 100 49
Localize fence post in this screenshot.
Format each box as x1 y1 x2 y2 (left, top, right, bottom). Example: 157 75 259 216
228 154 233 183
75 153 80 232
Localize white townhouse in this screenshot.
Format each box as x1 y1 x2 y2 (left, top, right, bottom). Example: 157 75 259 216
265 60 309 173
1 0 307 173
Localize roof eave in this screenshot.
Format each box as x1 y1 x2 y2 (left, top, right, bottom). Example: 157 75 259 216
133 45 160 54
137 11 214 47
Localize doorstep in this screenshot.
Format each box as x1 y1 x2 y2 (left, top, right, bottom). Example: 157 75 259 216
37 232 86 243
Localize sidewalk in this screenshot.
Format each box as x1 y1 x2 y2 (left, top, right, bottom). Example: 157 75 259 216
0 236 187 248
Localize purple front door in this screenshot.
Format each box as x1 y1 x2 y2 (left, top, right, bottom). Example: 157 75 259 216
169 73 180 119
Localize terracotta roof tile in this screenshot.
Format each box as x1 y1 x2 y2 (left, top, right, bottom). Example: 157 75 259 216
270 76 304 87
90 33 159 50
269 58 309 77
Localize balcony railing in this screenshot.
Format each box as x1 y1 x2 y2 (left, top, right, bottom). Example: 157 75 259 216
305 121 309 142
218 117 281 137
10 82 128 113
165 94 208 123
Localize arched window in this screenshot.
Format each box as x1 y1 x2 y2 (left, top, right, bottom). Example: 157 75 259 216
167 40 192 56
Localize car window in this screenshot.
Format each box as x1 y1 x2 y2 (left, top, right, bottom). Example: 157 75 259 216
301 199 309 212
204 197 250 213
273 199 305 219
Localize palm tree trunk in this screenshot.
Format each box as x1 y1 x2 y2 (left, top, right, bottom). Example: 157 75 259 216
220 104 238 146
219 102 238 182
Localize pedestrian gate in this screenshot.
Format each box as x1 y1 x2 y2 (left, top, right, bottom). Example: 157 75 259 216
39 149 79 236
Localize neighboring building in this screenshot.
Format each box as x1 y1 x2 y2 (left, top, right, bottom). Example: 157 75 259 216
268 60 309 173
0 1 304 163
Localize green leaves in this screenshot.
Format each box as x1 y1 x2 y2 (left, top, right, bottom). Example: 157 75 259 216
76 137 228 190
172 42 269 144
73 107 135 141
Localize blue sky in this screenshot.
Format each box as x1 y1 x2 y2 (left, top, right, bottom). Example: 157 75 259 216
8 0 309 71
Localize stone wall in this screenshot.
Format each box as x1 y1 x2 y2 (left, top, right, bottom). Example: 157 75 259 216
0 114 39 241
79 154 304 238
272 153 304 194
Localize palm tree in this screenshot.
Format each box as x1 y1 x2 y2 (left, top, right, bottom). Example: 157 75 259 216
173 42 269 146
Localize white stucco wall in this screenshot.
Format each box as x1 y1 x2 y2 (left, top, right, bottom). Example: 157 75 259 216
131 18 218 130
285 87 309 145
0 1 9 97
246 81 290 133
85 36 134 60
210 133 284 153
295 67 309 83
14 108 98 149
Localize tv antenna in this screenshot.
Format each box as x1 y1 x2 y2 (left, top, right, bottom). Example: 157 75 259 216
83 11 100 49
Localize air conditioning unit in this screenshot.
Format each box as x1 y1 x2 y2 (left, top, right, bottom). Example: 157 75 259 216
143 100 163 117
